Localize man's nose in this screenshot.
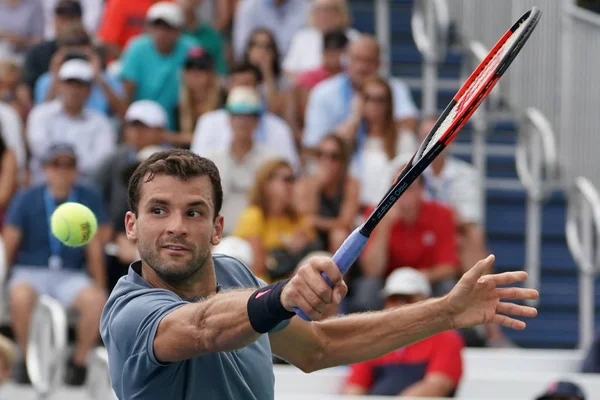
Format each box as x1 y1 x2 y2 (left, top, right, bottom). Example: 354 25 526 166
166 212 189 236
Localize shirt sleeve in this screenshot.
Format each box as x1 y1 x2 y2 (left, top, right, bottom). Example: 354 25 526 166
119 40 142 84
26 106 51 164
425 332 464 385
345 361 374 390
33 73 50 104
102 290 187 367
432 204 459 267
391 78 419 120
96 0 125 46
303 84 335 148
232 207 265 240
4 189 27 229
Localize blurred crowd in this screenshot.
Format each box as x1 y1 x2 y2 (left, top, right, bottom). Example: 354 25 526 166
0 0 518 395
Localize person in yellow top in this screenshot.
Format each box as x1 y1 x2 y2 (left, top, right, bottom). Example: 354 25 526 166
234 159 317 282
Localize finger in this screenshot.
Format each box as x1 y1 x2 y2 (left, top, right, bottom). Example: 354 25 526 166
485 271 528 287
293 291 323 321
463 254 496 285
491 314 527 330
293 272 329 314
332 281 348 305
314 257 343 286
496 287 539 301
302 265 335 305
496 302 538 318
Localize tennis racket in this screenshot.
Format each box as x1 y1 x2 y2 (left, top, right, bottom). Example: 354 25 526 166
294 6 542 321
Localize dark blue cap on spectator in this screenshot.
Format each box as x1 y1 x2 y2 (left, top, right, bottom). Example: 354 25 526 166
536 381 585 400
43 143 77 164
185 46 214 70
55 0 83 17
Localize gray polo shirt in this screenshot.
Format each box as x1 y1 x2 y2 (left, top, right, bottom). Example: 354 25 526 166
100 255 290 399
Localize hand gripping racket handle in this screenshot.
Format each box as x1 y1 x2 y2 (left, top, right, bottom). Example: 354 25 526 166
294 228 369 321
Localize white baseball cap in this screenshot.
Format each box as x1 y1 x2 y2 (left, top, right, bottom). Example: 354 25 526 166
125 100 168 128
146 2 184 29
58 59 94 82
226 86 263 115
382 267 432 298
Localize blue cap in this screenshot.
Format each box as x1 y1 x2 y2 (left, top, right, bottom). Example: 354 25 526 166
536 381 585 400
42 143 77 164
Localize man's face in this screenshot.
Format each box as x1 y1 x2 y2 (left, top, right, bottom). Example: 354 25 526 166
54 15 82 37
229 114 258 140
125 175 224 285
124 121 163 150
44 155 78 188
347 39 379 88
59 79 91 109
393 175 424 215
230 71 259 89
149 21 180 53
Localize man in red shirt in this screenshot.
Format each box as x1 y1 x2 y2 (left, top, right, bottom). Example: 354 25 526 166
359 157 459 297
97 0 173 60
343 267 464 397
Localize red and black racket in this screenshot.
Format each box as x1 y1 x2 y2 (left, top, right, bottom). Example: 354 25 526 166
295 7 542 321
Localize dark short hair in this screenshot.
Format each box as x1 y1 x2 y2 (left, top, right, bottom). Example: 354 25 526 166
323 28 349 50
127 149 223 218
229 62 262 84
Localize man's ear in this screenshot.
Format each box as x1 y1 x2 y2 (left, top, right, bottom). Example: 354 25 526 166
211 215 224 246
124 211 138 241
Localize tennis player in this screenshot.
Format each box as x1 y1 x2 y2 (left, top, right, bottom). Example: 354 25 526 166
100 149 538 399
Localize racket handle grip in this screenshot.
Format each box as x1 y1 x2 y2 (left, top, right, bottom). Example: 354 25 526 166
294 228 369 321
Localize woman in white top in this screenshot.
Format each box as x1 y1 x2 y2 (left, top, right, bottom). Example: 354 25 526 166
336 76 418 207
283 0 358 81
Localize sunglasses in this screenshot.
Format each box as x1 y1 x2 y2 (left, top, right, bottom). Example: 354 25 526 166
50 160 77 169
363 94 389 104
316 149 343 162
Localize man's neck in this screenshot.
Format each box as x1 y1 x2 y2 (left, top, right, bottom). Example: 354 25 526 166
141 258 218 300
431 158 446 177
230 138 253 162
48 184 70 199
63 103 84 117
399 204 421 225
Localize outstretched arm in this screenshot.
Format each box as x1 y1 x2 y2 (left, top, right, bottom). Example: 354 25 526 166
270 255 538 373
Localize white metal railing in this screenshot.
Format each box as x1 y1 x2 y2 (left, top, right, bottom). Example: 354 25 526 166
566 177 600 351
27 295 68 399
516 108 560 305
410 0 449 116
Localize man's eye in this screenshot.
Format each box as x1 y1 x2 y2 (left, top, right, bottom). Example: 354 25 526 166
188 210 202 217
152 208 165 215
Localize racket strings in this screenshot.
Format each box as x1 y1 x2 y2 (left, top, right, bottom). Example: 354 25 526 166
424 20 529 155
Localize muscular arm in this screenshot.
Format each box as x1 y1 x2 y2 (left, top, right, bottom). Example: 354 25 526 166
154 289 260 363
270 297 452 373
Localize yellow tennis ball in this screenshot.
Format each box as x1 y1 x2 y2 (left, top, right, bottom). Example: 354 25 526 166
50 202 98 247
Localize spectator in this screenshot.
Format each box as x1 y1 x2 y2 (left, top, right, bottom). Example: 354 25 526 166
176 0 228 75
191 85 299 170
284 0 357 79
293 28 349 139
343 267 463 397
303 34 418 150
120 1 198 130
337 76 418 207
0 56 27 119
0 0 44 57
534 380 586 400
243 28 289 117
27 58 116 184
93 100 167 244
3 143 108 385
97 0 174 61
168 46 224 148
42 0 103 40
358 155 458 309
203 88 280 235
0 100 26 179
232 0 309 62
233 159 316 282
34 33 125 117
0 133 17 225
295 134 359 253
0 334 15 385
17 0 84 106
